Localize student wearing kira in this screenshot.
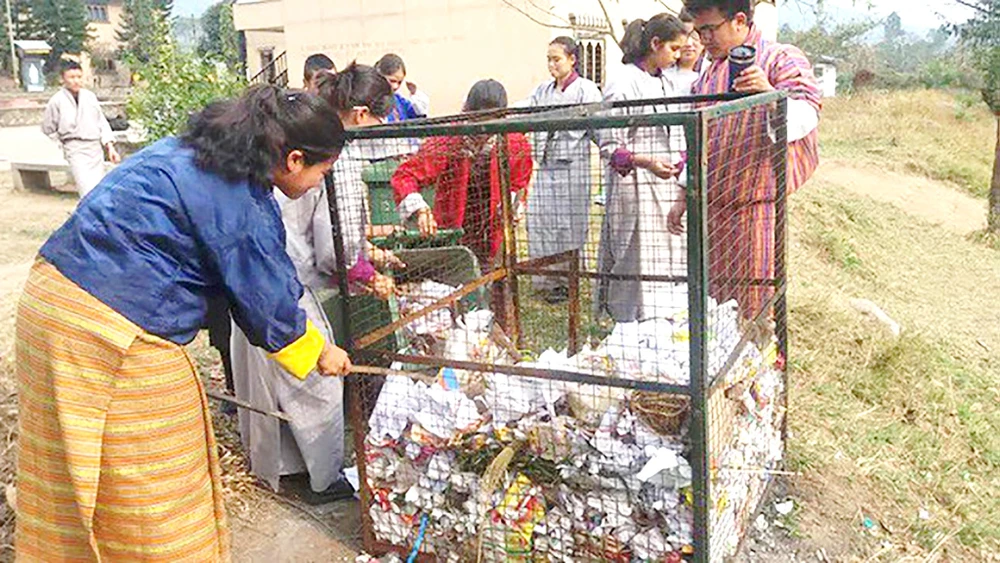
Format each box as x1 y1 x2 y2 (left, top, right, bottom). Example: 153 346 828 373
525 37 603 304
229 63 404 505
14 85 351 561
595 14 691 322
204 50 341 414
391 79 533 332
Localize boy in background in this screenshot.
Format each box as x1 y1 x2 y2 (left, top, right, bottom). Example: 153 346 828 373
41 60 120 198
304 53 336 91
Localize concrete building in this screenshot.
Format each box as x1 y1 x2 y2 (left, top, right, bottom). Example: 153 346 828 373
78 0 128 88
234 0 779 115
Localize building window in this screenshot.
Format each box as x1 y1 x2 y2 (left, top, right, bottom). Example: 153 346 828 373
86 4 108 22
578 38 605 87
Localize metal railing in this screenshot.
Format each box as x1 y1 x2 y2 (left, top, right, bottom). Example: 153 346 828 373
249 50 287 88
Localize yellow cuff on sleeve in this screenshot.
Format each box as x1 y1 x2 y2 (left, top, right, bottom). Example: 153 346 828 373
269 320 324 380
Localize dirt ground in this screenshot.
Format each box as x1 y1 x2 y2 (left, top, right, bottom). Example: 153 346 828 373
818 159 986 235
0 151 993 561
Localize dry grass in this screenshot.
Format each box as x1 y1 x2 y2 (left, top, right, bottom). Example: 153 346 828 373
786 179 1000 559
187 336 263 517
822 89 996 199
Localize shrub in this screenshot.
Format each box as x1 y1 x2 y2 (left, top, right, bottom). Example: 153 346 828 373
126 47 245 144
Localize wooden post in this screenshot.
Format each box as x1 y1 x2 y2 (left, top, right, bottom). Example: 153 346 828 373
4 0 18 88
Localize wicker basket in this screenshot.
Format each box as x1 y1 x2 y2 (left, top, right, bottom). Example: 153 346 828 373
630 392 691 436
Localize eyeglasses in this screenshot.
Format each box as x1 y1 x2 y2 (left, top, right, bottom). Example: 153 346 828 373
695 19 729 40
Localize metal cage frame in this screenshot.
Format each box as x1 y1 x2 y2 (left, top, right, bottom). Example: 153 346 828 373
324 90 791 562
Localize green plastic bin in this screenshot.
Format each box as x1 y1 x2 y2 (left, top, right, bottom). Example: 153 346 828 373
362 159 436 226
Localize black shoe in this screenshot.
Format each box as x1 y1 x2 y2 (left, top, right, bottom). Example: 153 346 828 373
301 477 356 506
219 401 237 417
545 287 569 304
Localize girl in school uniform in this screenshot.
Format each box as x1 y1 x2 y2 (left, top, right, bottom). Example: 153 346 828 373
391 80 533 332
596 13 690 323
525 37 603 304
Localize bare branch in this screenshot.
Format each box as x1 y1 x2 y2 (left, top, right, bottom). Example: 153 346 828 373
499 0 575 30
596 0 620 45
655 0 681 15
525 0 572 26
953 0 991 14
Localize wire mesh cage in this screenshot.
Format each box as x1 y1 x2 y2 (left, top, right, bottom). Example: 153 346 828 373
324 91 791 562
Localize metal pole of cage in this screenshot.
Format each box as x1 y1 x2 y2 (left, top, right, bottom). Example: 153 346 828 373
324 170 377 552
684 110 711 562
497 133 523 348
567 248 581 357
343 92 785 141
772 97 790 439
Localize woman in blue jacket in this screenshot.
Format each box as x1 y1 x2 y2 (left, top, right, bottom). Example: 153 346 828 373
14 85 350 561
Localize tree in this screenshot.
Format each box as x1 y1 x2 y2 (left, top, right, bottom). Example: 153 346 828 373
1 0 12 76
957 0 1000 231
33 0 90 68
883 12 903 44
117 0 171 64
778 19 879 61
197 1 240 71
5 0 90 71
127 43 244 143
171 15 200 53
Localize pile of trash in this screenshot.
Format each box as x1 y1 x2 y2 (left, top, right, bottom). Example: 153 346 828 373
362 284 785 561
707 343 785 561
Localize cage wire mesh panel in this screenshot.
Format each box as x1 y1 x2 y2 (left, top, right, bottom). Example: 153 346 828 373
698 95 790 561
326 93 790 562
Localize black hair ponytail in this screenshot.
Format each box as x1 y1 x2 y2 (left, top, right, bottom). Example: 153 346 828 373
314 62 395 118
620 13 687 64
181 84 345 188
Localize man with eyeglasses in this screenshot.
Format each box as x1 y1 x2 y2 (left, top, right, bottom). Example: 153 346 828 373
668 0 821 320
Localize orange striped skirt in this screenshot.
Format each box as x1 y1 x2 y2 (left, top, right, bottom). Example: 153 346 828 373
15 260 230 562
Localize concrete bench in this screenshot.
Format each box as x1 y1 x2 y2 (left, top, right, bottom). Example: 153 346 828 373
11 160 115 192
11 161 69 191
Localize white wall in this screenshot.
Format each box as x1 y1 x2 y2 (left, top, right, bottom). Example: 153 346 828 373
244 30 287 79
235 0 783 112
276 0 551 114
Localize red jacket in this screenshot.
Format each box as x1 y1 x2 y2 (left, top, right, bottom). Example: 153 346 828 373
391 134 533 259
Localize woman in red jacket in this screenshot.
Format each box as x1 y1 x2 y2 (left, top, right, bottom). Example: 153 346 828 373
391 79 533 269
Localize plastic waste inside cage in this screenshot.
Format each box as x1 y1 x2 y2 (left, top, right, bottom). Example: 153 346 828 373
326 91 793 562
